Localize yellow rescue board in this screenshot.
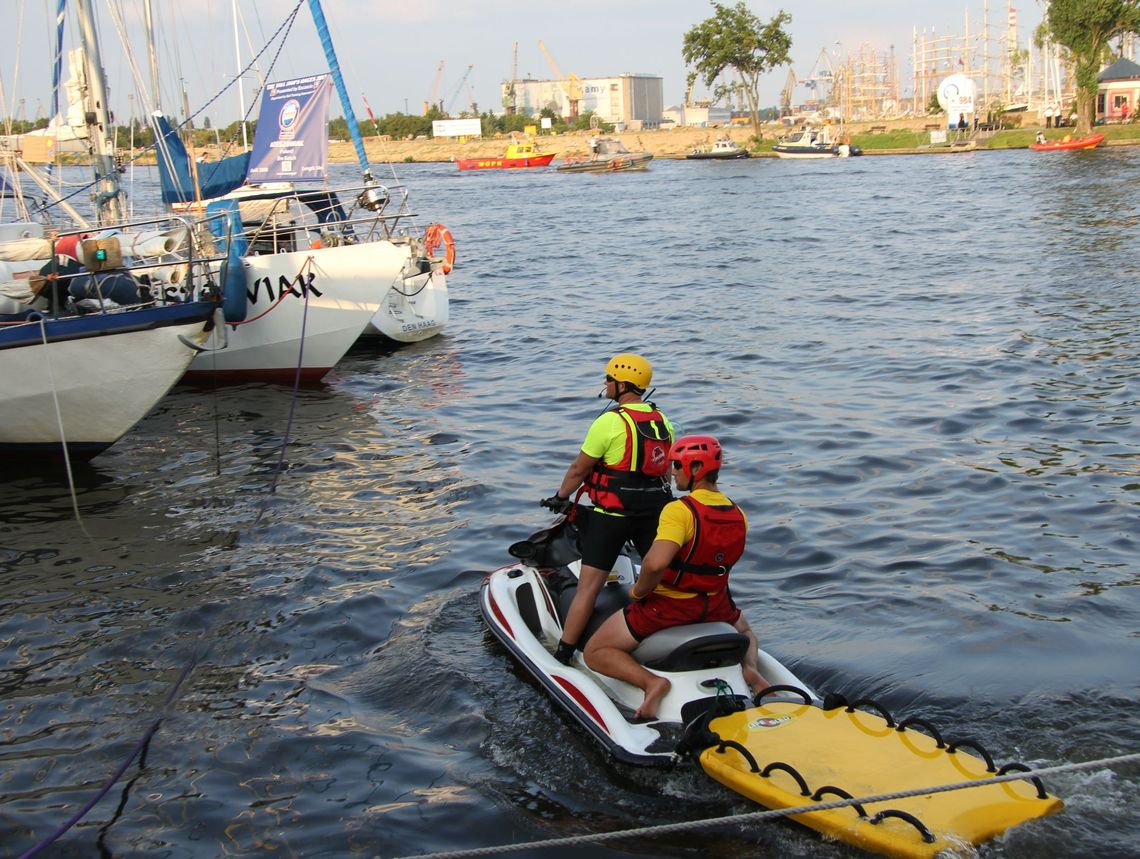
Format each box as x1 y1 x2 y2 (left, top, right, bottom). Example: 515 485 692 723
699 702 1062 859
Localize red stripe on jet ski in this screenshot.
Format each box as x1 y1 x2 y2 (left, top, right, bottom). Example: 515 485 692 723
553 676 608 732
537 578 557 617
488 594 514 639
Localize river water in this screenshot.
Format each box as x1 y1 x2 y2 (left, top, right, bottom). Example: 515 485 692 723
1 148 1137 858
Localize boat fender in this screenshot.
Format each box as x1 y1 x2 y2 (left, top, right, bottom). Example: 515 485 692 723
424 223 455 274
53 233 87 262
221 238 247 322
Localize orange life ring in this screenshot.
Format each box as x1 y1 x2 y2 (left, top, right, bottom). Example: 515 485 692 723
424 223 455 274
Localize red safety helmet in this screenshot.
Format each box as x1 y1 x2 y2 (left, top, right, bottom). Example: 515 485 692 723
670 435 723 482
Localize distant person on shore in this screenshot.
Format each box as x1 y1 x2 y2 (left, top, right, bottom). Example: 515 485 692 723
584 435 769 719
1122 102 1131 123
541 353 674 666
957 113 968 133
1045 105 1054 128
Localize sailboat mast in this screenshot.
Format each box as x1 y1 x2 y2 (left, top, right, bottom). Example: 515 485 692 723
143 0 161 112
305 0 370 178
74 0 124 224
233 0 249 150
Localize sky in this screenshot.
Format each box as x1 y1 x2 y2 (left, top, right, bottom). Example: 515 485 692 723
4 0 1046 126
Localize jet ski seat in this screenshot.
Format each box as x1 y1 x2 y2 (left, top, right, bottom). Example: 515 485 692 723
634 622 749 671
555 579 630 644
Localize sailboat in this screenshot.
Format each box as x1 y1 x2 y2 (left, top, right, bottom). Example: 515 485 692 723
150 3 451 382
0 1 221 461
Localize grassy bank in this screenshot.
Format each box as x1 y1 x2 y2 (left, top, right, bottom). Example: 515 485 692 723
839 123 1140 154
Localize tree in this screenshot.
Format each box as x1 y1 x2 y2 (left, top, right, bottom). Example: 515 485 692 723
1037 0 1140 134
682 1 792 141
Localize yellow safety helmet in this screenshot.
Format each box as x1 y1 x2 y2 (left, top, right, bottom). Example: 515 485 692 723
606 353 653 390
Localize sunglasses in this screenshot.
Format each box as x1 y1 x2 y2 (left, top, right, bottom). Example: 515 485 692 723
671 461 682 470
605 375 616 383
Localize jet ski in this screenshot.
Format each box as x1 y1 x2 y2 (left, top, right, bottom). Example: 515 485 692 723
480 509 1063 856
478 507 815 767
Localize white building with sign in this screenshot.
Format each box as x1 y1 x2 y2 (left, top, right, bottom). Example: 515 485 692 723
505 74 664 129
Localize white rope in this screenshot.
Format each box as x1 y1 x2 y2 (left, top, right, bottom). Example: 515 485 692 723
391 752 1140 859
38 316 92 540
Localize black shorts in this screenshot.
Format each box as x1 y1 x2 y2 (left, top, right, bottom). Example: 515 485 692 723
579 507 659 571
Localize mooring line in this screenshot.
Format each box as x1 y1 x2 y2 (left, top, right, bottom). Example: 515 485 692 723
390 752 1140 859
37 315 92 539
256 255 314 523
16 649 205 859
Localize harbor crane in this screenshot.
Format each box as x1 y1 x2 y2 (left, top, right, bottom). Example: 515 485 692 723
444 64 474 115
537 39 581 120
423 59 445 115
503 41 519 114
800 46 840 112
779 68 797 115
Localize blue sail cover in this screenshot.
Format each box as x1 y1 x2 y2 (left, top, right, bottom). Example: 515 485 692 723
153 114 251 205
247 75 332 183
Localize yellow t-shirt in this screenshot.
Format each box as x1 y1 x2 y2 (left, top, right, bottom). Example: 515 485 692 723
651 488 747 598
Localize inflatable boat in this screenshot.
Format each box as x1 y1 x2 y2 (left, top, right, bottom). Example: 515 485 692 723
479 509 1062 856
1030 132 1105 151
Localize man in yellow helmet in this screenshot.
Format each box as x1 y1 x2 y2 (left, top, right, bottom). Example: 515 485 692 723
541 353 675 665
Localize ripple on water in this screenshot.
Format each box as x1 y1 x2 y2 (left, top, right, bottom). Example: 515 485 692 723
2 153 1139 858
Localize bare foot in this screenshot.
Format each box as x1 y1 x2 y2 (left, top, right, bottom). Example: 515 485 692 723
634 675 671 720
743 667 770 697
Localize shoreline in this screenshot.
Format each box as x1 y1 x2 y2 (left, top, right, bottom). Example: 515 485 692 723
331 119 1140 164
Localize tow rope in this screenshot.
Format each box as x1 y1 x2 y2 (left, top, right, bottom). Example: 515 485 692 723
390 752 1140 859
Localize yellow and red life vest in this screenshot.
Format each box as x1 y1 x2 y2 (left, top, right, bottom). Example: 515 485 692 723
585 404 672 514
665 496 746 593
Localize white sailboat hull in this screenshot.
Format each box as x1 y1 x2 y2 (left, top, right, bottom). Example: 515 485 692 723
0 305 215 459
366 266 449 342
187 240 405 382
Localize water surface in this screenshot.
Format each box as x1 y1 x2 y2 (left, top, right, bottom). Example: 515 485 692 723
1 148 1137 857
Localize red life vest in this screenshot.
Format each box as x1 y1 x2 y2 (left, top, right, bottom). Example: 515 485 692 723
585 404 672 514
665 496 746 593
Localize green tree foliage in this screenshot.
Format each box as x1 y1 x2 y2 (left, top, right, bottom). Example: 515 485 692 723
484 112 535 136
329 116 350 141
682 1 792 140
1038 0 1140 133
370 112 433 140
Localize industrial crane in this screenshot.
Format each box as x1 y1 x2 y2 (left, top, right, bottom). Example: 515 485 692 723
800 47 839 111
444 64 474 115
502 42 519 114
537 39 581 120
779 68 797 116
423 60 445 115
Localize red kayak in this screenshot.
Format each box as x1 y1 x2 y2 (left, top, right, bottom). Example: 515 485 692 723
1030 133 1105 151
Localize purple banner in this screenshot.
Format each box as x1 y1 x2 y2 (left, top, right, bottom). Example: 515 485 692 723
247 74 331 183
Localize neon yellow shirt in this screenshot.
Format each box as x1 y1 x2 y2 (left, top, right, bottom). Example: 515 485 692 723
581 403 675 464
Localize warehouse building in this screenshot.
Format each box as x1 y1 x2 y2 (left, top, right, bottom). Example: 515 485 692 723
505 74 664 129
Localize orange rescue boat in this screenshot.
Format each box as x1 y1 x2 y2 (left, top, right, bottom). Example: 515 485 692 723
1030 132 1105 151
